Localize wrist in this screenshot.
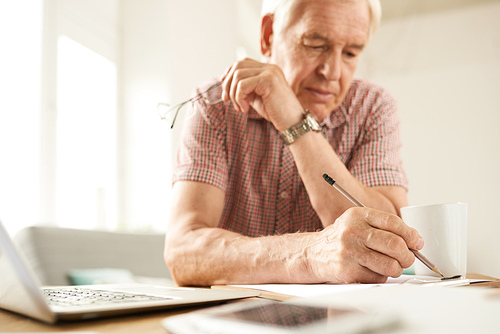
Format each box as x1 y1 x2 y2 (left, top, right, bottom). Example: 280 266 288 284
274 108 304 132
279 110 322 145
300 232 328 283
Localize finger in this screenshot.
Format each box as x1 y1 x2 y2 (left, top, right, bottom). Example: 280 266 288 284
349 264 388 283
234 81 251 114
348 207 424 251
221 64 236 102
356 247 404 278
228 68 266 113
221 59 261 103
364 228 415 268
330 259 388 284
228 68 247 113
233 75 270 114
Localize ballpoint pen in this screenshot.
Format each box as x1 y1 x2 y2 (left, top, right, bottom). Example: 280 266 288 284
322 173 444 277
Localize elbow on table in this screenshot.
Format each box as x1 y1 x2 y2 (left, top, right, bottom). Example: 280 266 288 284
164 243 190 286
163 241 210 287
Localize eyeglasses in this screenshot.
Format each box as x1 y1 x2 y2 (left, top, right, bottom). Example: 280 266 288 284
157 82 223 129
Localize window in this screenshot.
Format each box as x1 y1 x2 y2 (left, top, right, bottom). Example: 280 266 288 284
0 0 119 234
0 0 42 235
49 0 119 230
55 35 117 229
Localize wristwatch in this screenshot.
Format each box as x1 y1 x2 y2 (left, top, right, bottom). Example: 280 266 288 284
279 110 322 145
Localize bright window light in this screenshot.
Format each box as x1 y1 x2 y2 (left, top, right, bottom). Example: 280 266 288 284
56 35 117 229
0 0 42 235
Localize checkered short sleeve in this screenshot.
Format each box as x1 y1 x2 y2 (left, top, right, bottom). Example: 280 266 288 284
173 82 229 191
345 82 408 190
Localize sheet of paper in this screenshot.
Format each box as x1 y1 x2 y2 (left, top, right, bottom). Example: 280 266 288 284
293 284 500 334
230 274 486 298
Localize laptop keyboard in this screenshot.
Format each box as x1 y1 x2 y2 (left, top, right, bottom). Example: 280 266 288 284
43 287 172 307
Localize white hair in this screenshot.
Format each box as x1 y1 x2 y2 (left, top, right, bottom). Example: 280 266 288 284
261 0 382 40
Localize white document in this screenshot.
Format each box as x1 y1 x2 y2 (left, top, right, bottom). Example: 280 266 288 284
231 274 485 298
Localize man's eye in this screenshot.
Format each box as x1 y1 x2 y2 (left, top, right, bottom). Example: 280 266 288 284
305 44 327 52
344 51 358 59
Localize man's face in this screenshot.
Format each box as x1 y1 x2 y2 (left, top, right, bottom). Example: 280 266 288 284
269 0 370 121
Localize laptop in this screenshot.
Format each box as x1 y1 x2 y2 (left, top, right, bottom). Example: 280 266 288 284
0 219 259 324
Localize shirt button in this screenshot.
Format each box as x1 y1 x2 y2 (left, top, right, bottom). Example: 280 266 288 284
279 191 289 199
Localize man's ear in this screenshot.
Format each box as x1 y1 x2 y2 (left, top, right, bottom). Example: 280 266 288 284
260 14 274 57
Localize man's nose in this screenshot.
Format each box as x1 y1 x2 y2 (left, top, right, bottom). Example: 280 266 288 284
317 53 341 81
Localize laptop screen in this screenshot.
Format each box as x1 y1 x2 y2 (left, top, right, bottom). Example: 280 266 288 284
0 220 56 323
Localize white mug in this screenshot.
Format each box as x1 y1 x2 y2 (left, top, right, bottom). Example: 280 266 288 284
401 202 468 277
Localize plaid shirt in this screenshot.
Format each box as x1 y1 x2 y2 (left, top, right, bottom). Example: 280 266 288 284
173 78 408 237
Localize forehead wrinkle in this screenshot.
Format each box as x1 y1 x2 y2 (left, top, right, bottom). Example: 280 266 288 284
287 1 370 45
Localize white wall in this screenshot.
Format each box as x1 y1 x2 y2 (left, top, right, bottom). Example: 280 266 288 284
118 0 261 231
119 0 172 231
357 2 500 277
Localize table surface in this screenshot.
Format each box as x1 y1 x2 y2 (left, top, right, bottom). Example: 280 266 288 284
1 274 499 334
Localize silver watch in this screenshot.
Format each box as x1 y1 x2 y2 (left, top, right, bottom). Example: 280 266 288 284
279 110 322 145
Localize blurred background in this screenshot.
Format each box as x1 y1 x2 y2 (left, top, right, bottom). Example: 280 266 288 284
1 0 499 277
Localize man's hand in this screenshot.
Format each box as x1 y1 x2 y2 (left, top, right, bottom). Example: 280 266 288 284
306 207 424 283
220 58 304 132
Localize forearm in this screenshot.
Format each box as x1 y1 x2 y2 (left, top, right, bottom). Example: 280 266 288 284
289 131 401 226
164 226 319 286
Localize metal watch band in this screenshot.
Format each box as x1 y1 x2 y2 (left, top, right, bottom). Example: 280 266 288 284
279 110 322 145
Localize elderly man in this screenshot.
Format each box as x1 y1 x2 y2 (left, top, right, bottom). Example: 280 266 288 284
164 0 423 286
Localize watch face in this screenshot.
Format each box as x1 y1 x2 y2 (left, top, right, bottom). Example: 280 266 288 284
305 113 322 131
280 111 322 145
303 111 322 133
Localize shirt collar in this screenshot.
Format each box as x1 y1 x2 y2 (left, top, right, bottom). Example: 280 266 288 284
321 103 349 130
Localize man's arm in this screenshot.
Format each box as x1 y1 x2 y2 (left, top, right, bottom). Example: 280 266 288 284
164 180 422 286
288 130 408 227
220 59 407 227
